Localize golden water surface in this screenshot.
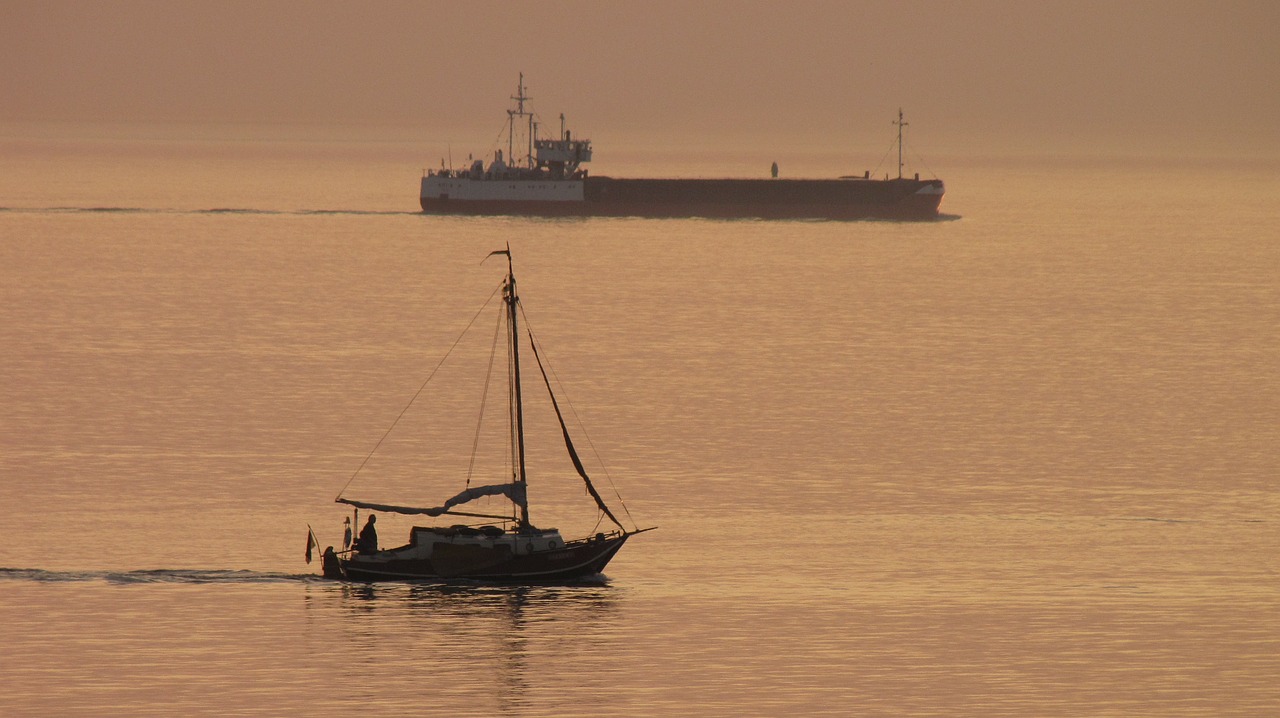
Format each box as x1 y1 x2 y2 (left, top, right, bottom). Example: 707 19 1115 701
1 133 1277 716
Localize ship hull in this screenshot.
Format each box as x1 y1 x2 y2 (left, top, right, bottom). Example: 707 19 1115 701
321 533 631 583
420 176 944 220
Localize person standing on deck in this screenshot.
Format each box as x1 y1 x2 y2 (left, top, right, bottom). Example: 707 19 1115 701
357 514 378 553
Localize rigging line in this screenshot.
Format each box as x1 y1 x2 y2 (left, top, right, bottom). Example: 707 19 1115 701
518 302 626 531
465 305 506 489
488 119 511 158
871 135 898 179
334 280 505 501
518 302 639 529
528 339 625 532
910 145 937 180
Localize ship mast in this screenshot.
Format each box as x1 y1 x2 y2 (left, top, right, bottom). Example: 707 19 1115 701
508 73 534 169
894 108 907 180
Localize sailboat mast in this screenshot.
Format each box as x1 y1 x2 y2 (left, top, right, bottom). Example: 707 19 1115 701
504 254 531 528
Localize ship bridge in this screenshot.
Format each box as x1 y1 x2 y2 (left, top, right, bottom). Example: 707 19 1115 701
535 130 592 179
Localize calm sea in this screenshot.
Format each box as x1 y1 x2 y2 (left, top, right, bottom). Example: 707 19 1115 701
1 128 1277 716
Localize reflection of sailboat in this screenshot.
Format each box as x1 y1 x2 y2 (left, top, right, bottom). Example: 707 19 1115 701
320 582 619 708
317 249 653 582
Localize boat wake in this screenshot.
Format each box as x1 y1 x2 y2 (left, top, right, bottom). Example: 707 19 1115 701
0 206 423 217
0 567 323 584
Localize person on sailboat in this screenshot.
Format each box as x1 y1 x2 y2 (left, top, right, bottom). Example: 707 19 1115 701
356 514 378 554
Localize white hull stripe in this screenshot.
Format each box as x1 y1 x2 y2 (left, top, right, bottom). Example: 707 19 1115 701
423 177 584 202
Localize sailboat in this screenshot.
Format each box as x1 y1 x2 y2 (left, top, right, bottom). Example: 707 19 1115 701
313 249 652 582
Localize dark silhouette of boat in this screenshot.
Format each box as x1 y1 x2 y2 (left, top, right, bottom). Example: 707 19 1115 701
311 249 652 582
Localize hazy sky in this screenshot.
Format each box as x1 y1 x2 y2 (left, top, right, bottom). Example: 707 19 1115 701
4 1 1277 156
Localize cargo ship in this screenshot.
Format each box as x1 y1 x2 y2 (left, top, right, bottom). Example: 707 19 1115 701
420 76 944 220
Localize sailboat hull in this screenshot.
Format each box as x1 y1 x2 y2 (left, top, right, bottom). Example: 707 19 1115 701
322 533 631 583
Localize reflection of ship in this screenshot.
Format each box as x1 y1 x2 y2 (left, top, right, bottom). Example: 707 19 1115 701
420 75 945 220
316 248 653 582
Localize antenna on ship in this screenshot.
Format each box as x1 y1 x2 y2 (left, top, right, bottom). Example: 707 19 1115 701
894 108 908 180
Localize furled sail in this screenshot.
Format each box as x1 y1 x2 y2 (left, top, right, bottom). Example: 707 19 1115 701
527 331 625 530
337 482 527 517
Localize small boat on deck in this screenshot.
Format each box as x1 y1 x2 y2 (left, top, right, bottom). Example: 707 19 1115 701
309 249 653 582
